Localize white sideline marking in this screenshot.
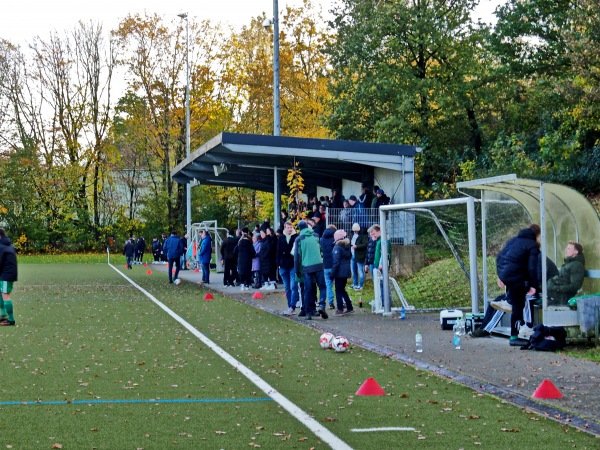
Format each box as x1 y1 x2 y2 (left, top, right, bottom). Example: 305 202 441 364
109 264 352 450
351 427 416 432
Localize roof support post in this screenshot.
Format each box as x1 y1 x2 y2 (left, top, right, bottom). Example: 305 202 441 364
274 167 281 230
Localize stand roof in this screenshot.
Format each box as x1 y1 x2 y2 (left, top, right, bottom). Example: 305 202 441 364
171 132 418 192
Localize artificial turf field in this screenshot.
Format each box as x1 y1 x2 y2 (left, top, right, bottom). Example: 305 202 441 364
0 262 597 449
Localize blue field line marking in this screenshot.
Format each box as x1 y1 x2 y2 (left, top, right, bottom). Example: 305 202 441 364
0 397 273 406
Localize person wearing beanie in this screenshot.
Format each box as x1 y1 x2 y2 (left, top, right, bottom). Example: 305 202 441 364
311 212 325 237
331 228 354 315
375 189 391 209
348 194 366 229
294 220 329 321
350 223 369 290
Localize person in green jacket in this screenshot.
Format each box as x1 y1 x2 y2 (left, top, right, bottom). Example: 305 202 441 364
547 242 586 306
371 224 392 308
294 220 329 321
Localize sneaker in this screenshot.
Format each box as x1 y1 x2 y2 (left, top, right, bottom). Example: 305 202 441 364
354 286 363 291
509 336 529 346
305 313 313 320
0 316 7 322
0 320 15 326
490 299 512 313
334 310 345 316
471 328 490 338
328 303 335 310
266 283 275 291
518 324 534 339
298 311 306 317
318 308 329 320
283 307 292 316
345 309 354 314
290 309 296 315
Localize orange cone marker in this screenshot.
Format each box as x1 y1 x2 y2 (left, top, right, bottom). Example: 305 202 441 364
532 379 563 399
194 268 200 273
252 291 264 299
356 378 386 396
146 270 152 275
203 293 214 301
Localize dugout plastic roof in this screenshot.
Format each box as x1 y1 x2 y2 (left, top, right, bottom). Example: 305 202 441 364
457 174 600 294
171 132 418 192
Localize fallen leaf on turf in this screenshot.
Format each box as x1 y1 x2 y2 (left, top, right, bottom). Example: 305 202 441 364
298 437 308 441
500 428 519 432
255 426 265 430
418 435 426 440
324 417 336 422
52 444 63 449
215 430 227 435
469 415 480 419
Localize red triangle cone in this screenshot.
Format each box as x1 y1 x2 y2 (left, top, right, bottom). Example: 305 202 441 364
252 291 264 299
203 293 214 301
194 268 200 273
356 378 386 396
143 263 148 267
146 269 152 274
532 379 563 399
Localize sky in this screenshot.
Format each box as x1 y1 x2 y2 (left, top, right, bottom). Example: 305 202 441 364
1 0 501 47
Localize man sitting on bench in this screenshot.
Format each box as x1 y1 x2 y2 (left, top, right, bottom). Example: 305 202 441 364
546 242 585 306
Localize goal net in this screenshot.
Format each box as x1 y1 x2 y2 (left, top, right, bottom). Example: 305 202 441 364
377 195 532 314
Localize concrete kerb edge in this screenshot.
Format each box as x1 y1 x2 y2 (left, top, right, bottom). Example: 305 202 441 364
232 295 600 438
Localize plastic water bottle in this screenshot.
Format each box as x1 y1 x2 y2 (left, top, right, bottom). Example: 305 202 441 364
415 330 423 353
453 329 462 350
453 318 464 350
400 306 406 320
359 295 363 308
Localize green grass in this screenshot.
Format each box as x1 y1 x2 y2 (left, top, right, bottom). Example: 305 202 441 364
0 262 597 448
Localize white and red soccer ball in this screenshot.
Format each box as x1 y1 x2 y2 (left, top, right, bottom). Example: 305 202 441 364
331 335 350 353
319 332 334 349
174 278 182 286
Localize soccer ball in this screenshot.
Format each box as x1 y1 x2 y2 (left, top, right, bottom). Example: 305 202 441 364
331 335 349 353
319 332 335 349
174 278 182 286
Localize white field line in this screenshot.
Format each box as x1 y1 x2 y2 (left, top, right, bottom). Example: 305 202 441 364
351 427 416 432
109 263 352 450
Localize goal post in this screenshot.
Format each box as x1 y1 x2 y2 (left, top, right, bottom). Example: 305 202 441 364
379 197 480 316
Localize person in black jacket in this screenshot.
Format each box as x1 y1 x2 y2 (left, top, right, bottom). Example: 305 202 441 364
134 236 146 265
494 224 541 344
221 229 239 287
277 221 298 315
0 229 18 326
234 228 256 290
258 229 276 289
123 237 135 269
331 229 354 315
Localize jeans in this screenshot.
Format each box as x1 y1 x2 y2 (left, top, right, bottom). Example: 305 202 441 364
335 277 353 311
279 267 298 310
507 284 528 337
323 268 334 306
168 258 181 282
303 271 327 315
201 262 210 283
351 257 365 287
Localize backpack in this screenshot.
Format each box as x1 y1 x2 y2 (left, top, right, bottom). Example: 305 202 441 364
521 324 567 351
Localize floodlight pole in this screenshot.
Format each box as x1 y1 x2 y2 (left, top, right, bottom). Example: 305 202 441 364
178 12 192 241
